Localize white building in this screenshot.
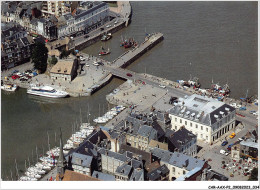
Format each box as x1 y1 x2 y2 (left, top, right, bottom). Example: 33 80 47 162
57 2 109 38
168 94 236 144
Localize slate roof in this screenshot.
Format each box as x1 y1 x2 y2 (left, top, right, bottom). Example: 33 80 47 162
240 140 258 149
92 171 115 181
169 94 235 126
147 164 169 181
69 152 93 167
165 129 175 139
98 148 130 162
168 152 205 171
150 148 173 163
168 127 196 150
137 125 157 141
74 2 107 20
115 163 132 177
151 121 165 139
130 168 144 181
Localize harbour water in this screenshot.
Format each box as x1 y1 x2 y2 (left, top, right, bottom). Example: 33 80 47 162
1 2 257 180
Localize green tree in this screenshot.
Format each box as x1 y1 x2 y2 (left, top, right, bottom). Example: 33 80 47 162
50 56 58 65
248 168 258 181
31 42 48 73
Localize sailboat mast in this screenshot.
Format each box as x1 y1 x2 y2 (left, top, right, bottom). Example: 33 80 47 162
10 169 13 181
15 159 19 180
47 131 50 152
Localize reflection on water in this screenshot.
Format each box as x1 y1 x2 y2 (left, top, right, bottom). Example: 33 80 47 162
27 94 71 105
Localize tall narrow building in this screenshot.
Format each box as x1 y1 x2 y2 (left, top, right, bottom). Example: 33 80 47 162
57 128 67 181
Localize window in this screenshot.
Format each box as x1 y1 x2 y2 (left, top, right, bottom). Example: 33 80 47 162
180 119 182 124
206 128 208 132
201 126 203 130
190 122 192 127
201 134 203 138
196 124 198 128
185 121 187 125
175 118 177 122
172 167 175 174
206 136 208 140
175 126 177 130
183 171 186 175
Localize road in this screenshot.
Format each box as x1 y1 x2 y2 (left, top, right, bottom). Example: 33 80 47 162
104 66 191 98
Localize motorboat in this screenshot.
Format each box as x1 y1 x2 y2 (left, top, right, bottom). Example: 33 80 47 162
99 47 111 56
1 84 18 92
101 33 112 41
27 84 69 98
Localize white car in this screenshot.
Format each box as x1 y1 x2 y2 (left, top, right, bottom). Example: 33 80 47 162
253 111 258 116
85 64 90 67
114 20 118 24
159 84 166 89
220 149 229 156
80 57 85 61
106 25 112 28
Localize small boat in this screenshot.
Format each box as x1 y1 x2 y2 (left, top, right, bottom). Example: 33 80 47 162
120 38 137 49
101 33 112 41
1 84 18 92
27 84 69 98
99 47 111 56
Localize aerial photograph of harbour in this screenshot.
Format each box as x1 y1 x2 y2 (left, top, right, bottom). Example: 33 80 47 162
1 0 258 188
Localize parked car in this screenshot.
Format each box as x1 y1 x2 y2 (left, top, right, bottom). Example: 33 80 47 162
11 75 19 80
220 149 229 156
229 133 236 139
239 107 246 110
106 24 112 28
238 138 243 142
250 110 256 114
227 143 234 151
159 84 166 89
221 141 228 146
84 35 89 38
126 73 132 77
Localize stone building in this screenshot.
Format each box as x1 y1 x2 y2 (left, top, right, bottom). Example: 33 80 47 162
150 148 207 181
41 1 78 18
166 127 197 157
50 59 78 82
169 94 236 144
1 36 34 70
240 139 258 160
68 152 93 176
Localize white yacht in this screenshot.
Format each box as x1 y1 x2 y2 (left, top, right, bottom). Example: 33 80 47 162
27 85 69 98
1 84 18 92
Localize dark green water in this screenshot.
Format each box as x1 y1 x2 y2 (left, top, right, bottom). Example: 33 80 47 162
1 1 257 180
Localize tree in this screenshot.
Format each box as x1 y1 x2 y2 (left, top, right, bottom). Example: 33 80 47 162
248 168 258 181
31 41 48 73
50 56 58 65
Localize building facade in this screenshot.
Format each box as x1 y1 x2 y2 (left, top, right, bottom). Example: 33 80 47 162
169 94 236 144
57 2 109 38
50 59 78 82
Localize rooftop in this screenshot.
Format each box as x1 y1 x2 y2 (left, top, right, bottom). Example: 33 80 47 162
168 152 205 171
70 152 93 168
50 59 76 75
92 171 115 181
169 94 235 126
147 164 169 181
58 170 100 181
